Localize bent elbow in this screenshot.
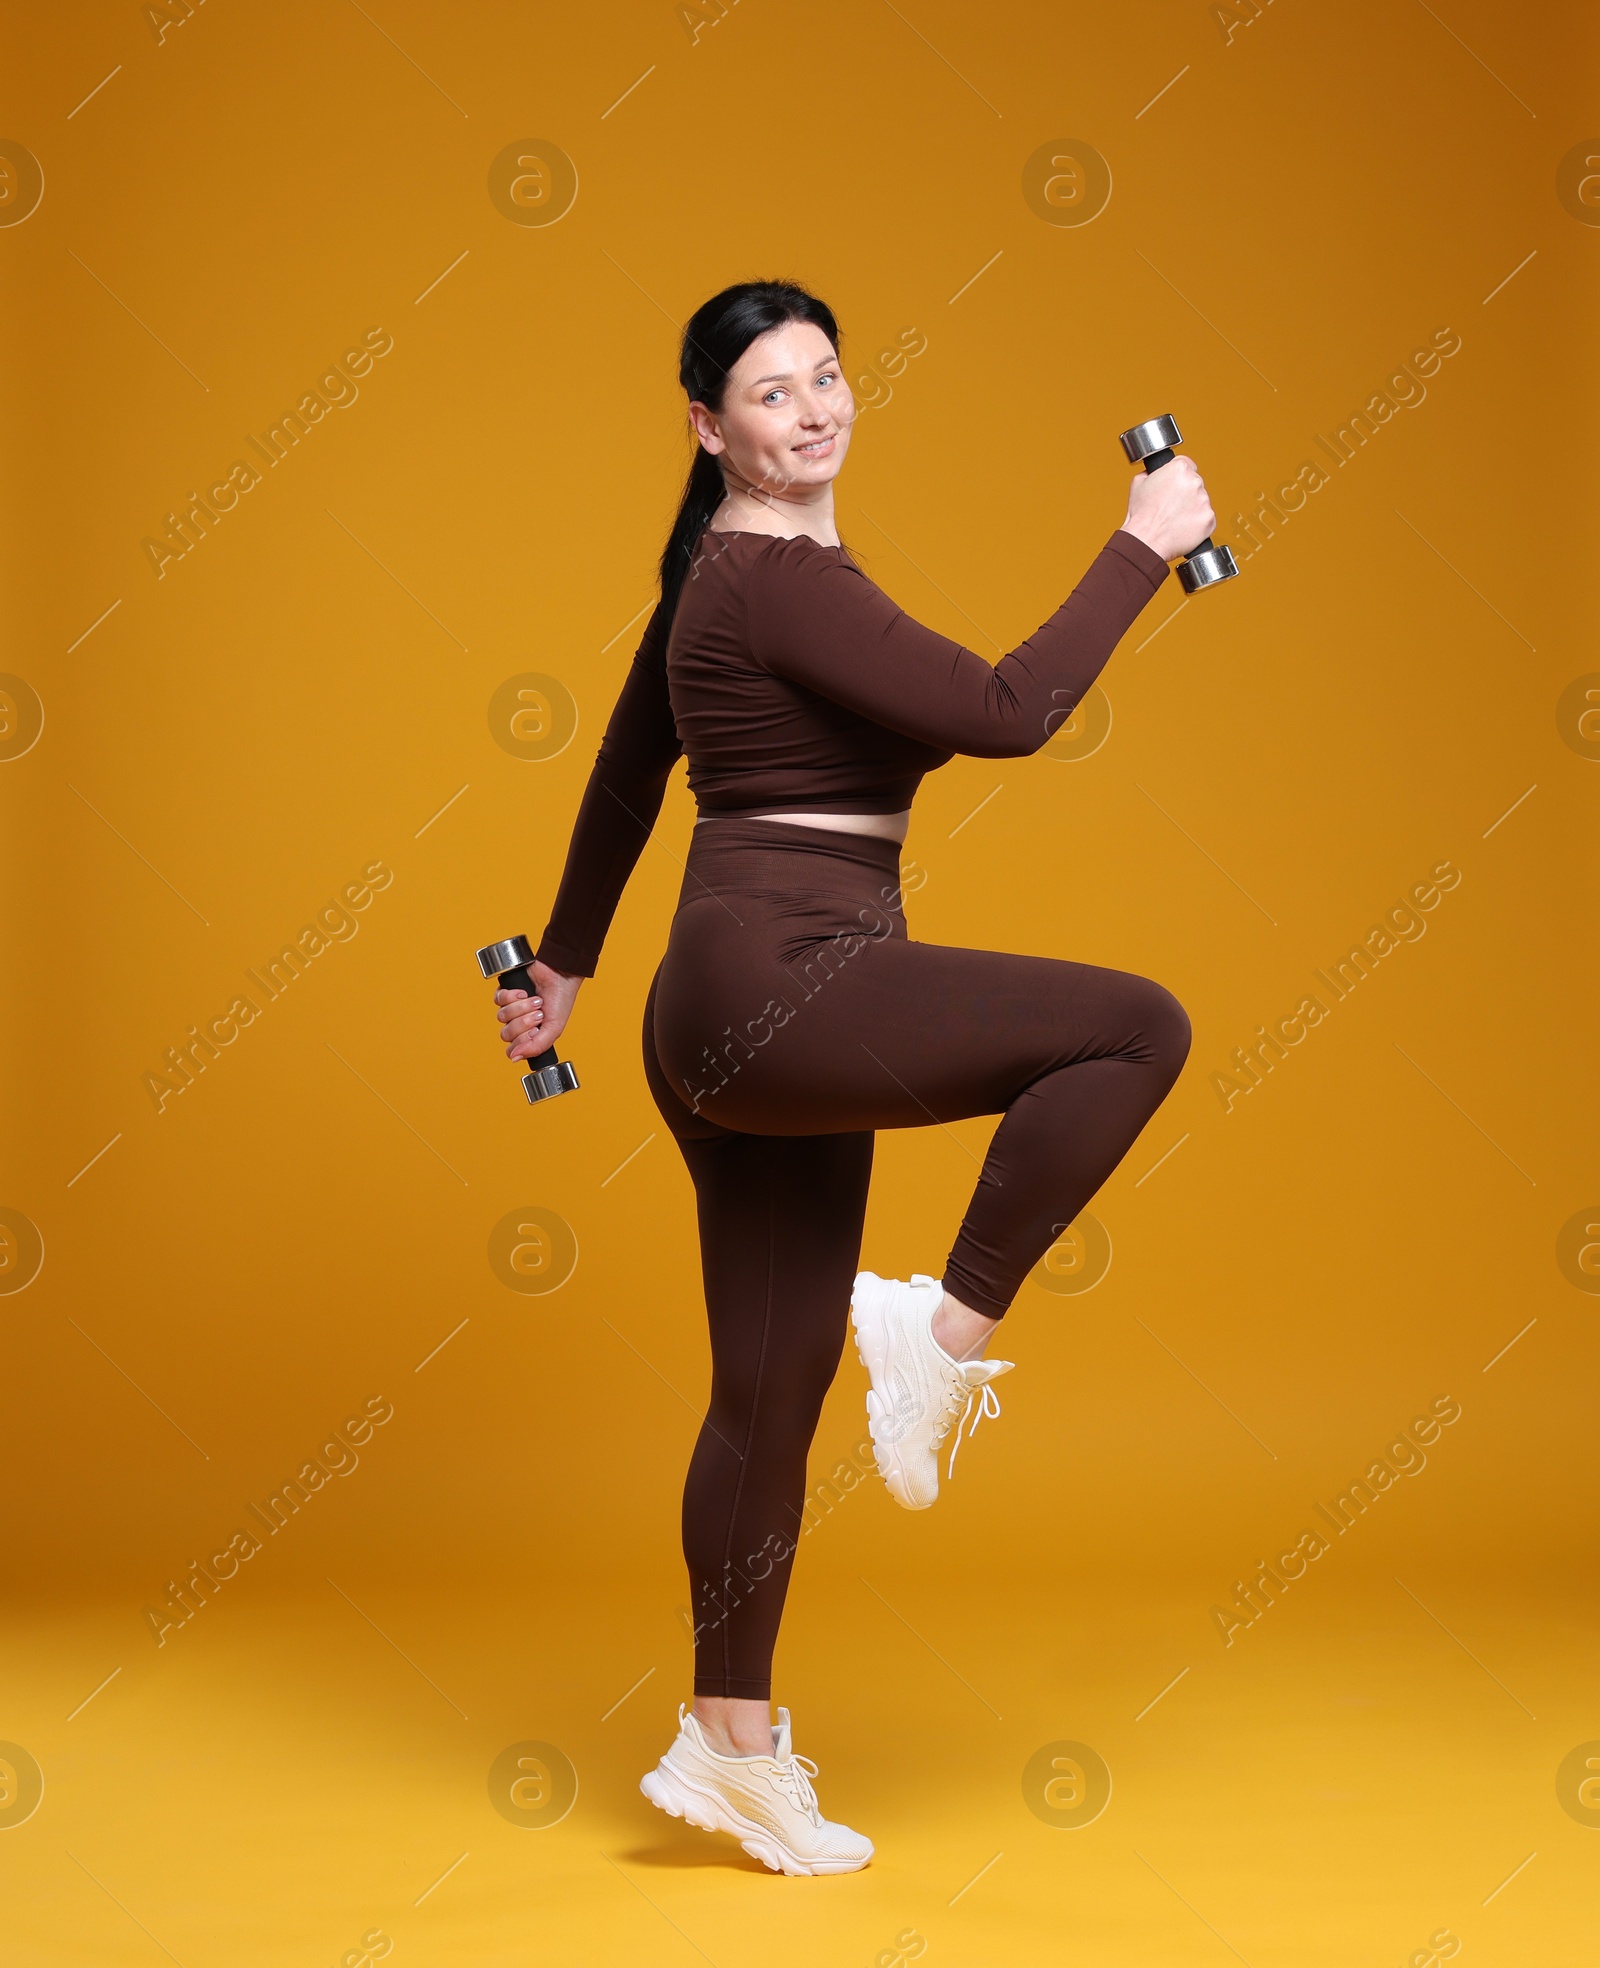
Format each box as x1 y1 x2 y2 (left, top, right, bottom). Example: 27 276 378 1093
962 728 1037 761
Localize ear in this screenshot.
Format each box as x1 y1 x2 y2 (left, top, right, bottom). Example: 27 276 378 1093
687 401 725 454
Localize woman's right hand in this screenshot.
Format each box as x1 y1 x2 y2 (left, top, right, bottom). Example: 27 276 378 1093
495 962 584 1061
1121 457 1216 562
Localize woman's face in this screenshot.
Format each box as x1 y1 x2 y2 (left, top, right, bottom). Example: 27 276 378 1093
689 321 854 501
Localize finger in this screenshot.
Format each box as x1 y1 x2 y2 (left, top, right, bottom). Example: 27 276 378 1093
496 995 542 1023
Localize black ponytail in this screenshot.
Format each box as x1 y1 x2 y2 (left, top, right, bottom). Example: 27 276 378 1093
657 278 841 635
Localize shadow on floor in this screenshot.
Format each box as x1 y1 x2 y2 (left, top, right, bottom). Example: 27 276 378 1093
616 1836 771 1873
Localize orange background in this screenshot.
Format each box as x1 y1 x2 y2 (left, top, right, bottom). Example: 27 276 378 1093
3 1 1596 1961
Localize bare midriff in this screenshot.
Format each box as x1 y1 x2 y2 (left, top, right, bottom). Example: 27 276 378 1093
696 810 911 844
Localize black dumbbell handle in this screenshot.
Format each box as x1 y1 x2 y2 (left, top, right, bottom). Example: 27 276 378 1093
1140 447 1215 557
498 961 567 1073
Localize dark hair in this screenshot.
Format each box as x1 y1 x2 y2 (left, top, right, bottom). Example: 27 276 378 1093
656 279 841 633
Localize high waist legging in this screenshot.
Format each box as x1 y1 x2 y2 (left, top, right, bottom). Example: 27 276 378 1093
641 819 1191 1698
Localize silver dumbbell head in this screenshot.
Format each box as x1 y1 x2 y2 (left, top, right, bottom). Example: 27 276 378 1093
522 1059 581 1103
1118 414 1182 465
476 934 535 978
1177 544 1240 592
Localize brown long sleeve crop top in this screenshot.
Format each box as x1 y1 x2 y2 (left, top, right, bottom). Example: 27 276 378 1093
533 523 1171 976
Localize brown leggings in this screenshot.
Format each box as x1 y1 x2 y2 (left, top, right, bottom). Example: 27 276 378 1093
641 819 1191 1699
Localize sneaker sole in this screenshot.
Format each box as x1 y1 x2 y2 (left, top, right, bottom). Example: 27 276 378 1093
850 1275 936 1511
639 1763 872 1876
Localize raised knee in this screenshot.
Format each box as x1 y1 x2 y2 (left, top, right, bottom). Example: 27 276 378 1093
1142 980 1192 1076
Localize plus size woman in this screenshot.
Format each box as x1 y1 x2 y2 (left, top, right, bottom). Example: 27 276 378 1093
494 280 1211 1874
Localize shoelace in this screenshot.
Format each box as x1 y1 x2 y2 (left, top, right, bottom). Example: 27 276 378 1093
928 1366 971 1453
769 1753 822 1823
944 1378 1003 1478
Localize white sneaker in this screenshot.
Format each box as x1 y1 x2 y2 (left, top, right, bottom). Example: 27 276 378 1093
639 1704 873 1875
850 1271 1014 1510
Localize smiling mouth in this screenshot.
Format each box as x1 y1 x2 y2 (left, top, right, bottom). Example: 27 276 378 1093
793 434 836 455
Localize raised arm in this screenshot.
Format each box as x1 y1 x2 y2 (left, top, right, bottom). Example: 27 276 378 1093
744 529 1172 759
533 601 683 978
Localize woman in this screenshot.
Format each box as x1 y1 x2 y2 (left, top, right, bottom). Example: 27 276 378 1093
495 280 1210 1875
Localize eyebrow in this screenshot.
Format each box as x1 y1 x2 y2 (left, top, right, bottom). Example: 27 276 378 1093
750 358 837 386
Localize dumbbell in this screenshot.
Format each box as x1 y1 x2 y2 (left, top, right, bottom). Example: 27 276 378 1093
475 934 580 1104
1117 415 1239 593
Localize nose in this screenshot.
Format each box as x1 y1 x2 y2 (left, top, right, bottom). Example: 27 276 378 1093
794 383 836 428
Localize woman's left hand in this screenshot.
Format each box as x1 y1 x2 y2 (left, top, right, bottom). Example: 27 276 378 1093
496 962 584 1060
